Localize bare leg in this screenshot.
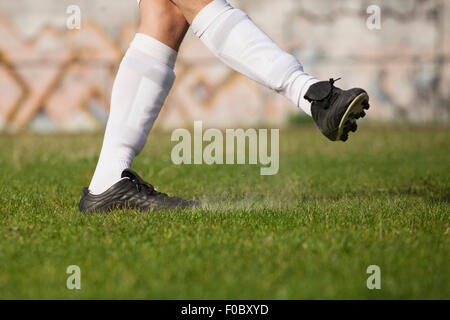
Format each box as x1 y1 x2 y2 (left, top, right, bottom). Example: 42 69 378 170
139 0 189 50
169 0 212 24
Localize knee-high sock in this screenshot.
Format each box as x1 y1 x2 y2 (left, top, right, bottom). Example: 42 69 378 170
89 33 177 194
191 0 319 115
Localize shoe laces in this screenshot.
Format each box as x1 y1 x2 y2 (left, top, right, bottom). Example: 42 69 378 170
327 77 342 109
129 176 163 196
329 77 341 86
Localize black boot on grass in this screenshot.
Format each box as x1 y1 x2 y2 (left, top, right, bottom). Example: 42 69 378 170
79 169 200 213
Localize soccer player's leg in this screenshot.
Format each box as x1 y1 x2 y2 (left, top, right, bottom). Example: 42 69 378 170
171 0 370 142
79 0 199 213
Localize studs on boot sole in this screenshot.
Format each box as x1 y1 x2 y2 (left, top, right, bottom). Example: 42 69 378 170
338 98 369 142
348 105 368 122
340 133 349 142
362 100 370 110
340 118 357 142
340 120 360 141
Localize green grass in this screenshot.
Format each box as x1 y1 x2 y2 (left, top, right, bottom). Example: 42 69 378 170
0 125 449 299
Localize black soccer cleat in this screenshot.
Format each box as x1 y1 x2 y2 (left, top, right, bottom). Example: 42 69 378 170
78 169 200 213
304 78 370 142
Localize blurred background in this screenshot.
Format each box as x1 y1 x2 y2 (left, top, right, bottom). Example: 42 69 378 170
0 0 448 133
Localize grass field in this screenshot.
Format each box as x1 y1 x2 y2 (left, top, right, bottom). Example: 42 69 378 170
0 125 449 299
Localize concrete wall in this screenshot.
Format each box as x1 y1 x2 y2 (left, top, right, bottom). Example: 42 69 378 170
0 0 448 132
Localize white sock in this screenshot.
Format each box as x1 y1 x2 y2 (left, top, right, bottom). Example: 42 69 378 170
89 33 177 194
191 0 319 115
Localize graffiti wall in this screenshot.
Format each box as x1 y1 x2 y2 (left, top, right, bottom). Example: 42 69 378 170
0 0 448 132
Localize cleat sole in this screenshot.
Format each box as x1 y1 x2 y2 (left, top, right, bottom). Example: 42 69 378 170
336 93 369 142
